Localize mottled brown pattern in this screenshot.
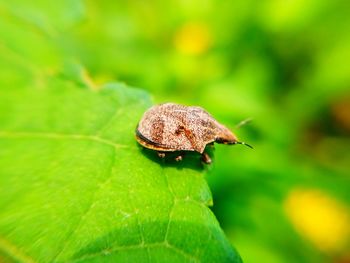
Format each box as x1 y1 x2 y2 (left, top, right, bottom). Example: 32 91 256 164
150 117 164 143
136 103 239 153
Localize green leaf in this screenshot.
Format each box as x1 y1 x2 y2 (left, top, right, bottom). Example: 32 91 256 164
0 81 241 262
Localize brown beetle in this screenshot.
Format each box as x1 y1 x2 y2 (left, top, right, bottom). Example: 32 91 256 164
135 103 252 164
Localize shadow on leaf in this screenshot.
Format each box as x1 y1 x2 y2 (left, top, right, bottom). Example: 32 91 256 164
136 143 215 171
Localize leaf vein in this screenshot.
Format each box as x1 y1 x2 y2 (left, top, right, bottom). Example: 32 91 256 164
0 131 128 149
53 149 117 261
95 108 124 135
67 241 198 263
0 236 36 263
162 166 176 243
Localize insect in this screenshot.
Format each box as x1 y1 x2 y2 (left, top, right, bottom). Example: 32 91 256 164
135 103 252 164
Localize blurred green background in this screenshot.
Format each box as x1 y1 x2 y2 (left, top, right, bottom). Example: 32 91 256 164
1 0 350 262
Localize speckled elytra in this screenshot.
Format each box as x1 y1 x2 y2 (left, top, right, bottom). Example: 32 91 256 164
136 103 252 164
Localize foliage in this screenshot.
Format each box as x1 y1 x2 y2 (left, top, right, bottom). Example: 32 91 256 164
0 83 239 262
1 0 350 262
0 1 241 262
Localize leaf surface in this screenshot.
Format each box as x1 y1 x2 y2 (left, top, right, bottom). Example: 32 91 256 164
0 81 241 262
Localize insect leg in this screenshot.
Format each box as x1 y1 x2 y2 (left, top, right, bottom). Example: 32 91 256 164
174 155 182 162
201 152 212 164
174 152 185 162
157 152 166 158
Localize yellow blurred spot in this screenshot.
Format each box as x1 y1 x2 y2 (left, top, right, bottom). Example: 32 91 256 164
284 188 350 252
174 22 211 56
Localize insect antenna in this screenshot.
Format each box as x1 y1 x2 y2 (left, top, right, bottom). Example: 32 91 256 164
235 141 253 149
235 117 253 129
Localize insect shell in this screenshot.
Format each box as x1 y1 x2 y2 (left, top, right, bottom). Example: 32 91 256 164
135 103 252 164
